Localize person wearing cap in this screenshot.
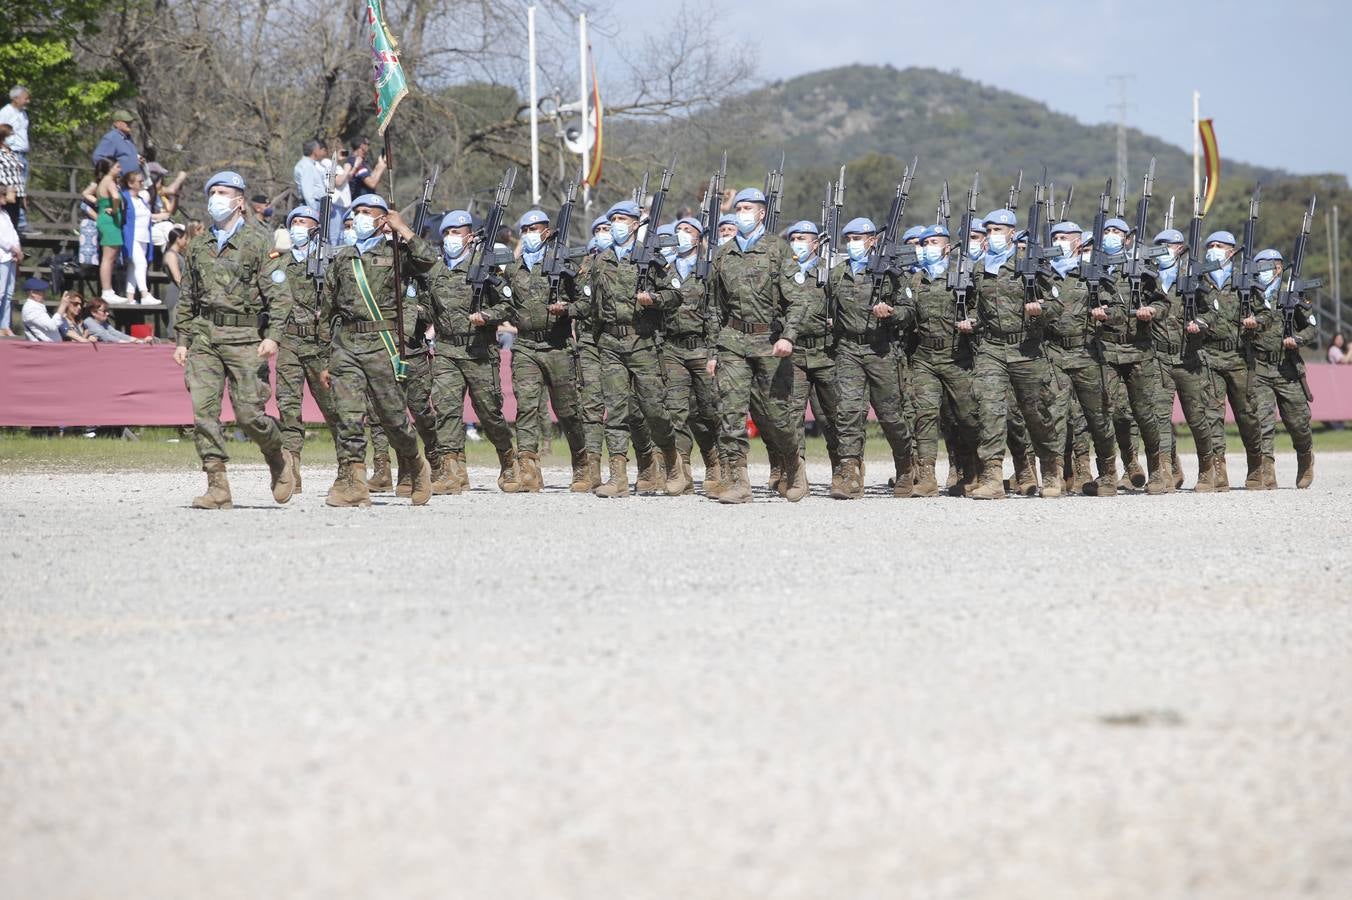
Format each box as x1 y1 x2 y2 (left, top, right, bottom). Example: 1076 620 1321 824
776 219 841 498
903 223 981 496
963 206 1066 499
493 207 587 492
587 199 688 498
1243 247 1316 488
716 214 738 247
269 205 342 490
1039 220 1125 496
19 277 62 341
1186 229 1263 490
420 208 521 495
826 215 915 500
706 186 802 504
168 170 296 509
0 87 31 233
314 191 437 506
659 215 723 495
900 224 926 274
91 109 141 178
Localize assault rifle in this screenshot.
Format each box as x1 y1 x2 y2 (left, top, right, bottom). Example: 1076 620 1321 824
1006 170 1023 212
1164 195 1176 231
543 171 587 308
865 157 920 296
764 152 786 234
1119 158 1171 310
697 153 726 314
1015 175 1054 313
632 156 677 293
466 167 518 313
1234 183 1277 322
305 172 337 320
946 173 980 324
1277 196 1321 401
1079 179 1117 314
1058 184 1074 223
1178 178 1222 326
403 165 440 346
819 165 845 291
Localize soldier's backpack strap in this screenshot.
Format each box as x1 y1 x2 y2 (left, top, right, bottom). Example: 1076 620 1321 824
351 256 407 382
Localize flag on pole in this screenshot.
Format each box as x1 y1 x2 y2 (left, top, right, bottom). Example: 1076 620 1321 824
366 0 408 135
1199 118 1220 215
584 57 604 187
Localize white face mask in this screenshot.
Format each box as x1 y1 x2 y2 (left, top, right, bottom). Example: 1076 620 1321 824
847 239 869 261
1053 240 1075 258
353 213 378 241
289 225 311 248
1257 268 1277 285
443 235 465 258
717 234 733 247
736 209 759 235
206 194 237 224
1205 247 1229 264
922 244 946 265
988 233 1008 253
676 231 695 253
1156 247 1177 269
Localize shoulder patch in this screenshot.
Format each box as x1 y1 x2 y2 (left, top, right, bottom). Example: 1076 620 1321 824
793 271 805 285
672 277 682 289
502 286 513 298
270 269 287 284
904 286 913 298
1051 285 1060 299
583 285 592 297
1212 297 1220 310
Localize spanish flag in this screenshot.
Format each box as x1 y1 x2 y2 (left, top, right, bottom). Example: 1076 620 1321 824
585 57 604 188
1199 119 1220 215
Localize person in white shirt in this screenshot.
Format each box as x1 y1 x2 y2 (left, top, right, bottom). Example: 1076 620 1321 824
20 278 63 341
0 208 19 336
0 86 31 233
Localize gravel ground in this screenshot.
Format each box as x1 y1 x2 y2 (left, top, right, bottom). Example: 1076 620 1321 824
3 451 1351 900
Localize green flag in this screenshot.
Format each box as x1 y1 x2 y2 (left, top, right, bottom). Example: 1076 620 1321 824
365 0 408 135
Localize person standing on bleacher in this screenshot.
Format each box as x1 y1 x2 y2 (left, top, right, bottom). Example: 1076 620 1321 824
0 86 32 235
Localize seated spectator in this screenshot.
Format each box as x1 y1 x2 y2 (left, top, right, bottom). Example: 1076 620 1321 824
0 204 18 336
57 291 95 342
84 296 150 343
1328 334 1350 365
20 278 63 341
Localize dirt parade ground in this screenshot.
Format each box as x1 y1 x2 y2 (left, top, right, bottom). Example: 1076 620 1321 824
3 451 1351 900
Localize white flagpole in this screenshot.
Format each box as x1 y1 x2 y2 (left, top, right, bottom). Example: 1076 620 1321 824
1192 90 1200 201
528 5 540 205
579 13 590 212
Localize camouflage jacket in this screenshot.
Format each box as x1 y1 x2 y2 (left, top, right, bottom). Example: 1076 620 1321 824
320 235 437 352
972 254 1058 362
906 266 973 361
1093 270 1164 365
828 261 901 344
504 258 579 350
780 258 830 345
710 231 794 356
173 220 291 348
586 243 677 352
661 256 719 344
1247 283 1316 362
1193 271 1247 367
424 254 507 358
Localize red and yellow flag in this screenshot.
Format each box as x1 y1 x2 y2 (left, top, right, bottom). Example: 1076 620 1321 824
585 57 604 187
1199 118 1220 215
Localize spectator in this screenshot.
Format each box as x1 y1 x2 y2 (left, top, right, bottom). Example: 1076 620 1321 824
57 291 95 342
160 222 200 340
250 194 274 225
92 109 141 177
0 205 18 336
346 136 386 195
121 169 169 304
84 296 150 343
293 138 329 210
0 86 31 234
20 277 64 341
0 123 24 230
83 158 126 304
1329 334 1350 365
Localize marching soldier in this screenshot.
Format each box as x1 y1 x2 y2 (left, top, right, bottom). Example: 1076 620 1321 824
320 193 436 507
424 209 520 493
171 170 296 509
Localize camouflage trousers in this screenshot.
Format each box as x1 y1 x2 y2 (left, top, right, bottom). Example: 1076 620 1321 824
911 350 979 462
432 351 515 455
715 348 796 464
834 338 912 461
578 338 652 457
1047 356 1117 463
512 343 585 455
1102 356 1173 460
329 339 420 465
275 339 337 454
1206 355 1263 457
602 342 676 458
788 345 840 463
400 351 441 458
1104 364 1142 467
1251 358 1313 456
973 349 1063 466
184 336 284 463
1165 355 1222 460
663 342 720 458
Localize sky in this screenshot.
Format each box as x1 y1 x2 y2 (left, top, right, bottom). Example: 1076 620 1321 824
597 0 1347 180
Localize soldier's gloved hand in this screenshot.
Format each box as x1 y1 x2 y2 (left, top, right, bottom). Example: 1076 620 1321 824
172 345 188 367
872 302 894 319
705 357 717 377
1242 316 1258 330
257 338 278 359
1026 301 1044 318
1090 305 1108 321
1135 307 1156 322
772 339 793 358
468 312 487 327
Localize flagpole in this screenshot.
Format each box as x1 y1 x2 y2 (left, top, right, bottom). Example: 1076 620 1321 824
527 6 541 206
383 129 406 356
578 13 590 213
1192 90 1200 201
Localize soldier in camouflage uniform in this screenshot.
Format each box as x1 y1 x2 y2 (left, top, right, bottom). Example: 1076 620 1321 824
964 207 1066 499
1191 230 1264 491
778 221 840 495
423 209 520 494
504 208 589 492
1242 247 1316 488
708 188 801 504
660 216 722 494
906 224 980 496
319 193 436 507
827 216 915 499
171 170 296 509
274 205 338 493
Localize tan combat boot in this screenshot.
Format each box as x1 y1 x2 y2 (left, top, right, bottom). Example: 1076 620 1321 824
913 458 940 497
1085 456 1118 497
431 454 462 495
290 450 303 494
1193 454 1215 493
663 446 692 496
717 456 754 504
634 448 659 493
699 447 721 495
191 459 233 509
400 454 432 505
1145 453 1176 495
1171 449 1184 489
568 449 591 492
892 455 914 498
326 461 372 507
593 455 630 498
767 452 785 495
1012 451 1038 497
263 447 296 504
1244 450 1265 490
496 447 521 493
517 451 544 493
944 446 962 491
1070 451 1093 496
830 458 864 500
783 455 809 502
955 451 980 497
395 452 414 497
681 453 695 496
968 459 1007 500
368 452 393 492
1119 456 1146 491
584 451 603 491
1040 458 1063 498
1296 450 1314 489
1213 455 1231 492
1261 455 1278 490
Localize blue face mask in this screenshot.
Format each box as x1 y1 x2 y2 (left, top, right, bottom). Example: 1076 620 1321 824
443 235 465 259
353 213 378 241
288 225 311 248
922 244 945 265
988 233 1008 254
610 221 631 245
521 231 544 253
967 240 984 260
1155 247 1177 269
736 209 760 235
594 231 613 251
1205 247 1230 264
661 248 677 264
1102 233 1124 254
1257 268 1277 286
791 241 812 262
847 239 870 263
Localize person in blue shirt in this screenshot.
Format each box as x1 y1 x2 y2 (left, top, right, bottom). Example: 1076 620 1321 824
91 110 141 178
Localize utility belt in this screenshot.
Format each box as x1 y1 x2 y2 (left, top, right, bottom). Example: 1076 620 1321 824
836 327 891 348
1153 339 1182 357
438 332 481 348
1097 332 1137 346
667 333 706 351
1207 339 1237 352
983 328 1029 346
726 315 774 335
338 318 397 334
1254 349 1288 364
210 311 256 328
520 328 568 346
917 336 959 351
795 334 827 350
1055 334 1089 350
602 323 656 339
283 323 317 338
